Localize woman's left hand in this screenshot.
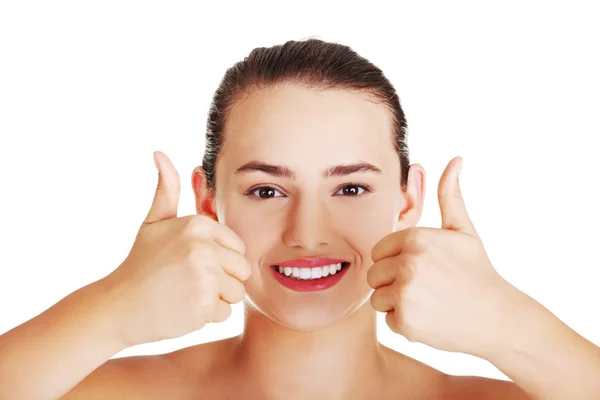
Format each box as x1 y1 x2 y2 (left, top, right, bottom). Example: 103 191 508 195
368 156 519 356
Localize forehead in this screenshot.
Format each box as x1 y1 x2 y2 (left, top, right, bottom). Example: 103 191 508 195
220 84 395 171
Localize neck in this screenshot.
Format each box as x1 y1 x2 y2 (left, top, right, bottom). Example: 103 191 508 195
231 300 387 399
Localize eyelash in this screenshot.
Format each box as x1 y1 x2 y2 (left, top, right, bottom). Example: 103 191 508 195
244 183 373 200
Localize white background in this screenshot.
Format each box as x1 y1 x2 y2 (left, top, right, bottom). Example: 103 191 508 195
1 1 599 381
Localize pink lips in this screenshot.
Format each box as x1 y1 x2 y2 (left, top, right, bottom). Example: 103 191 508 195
271 261 350 292
273 258 347 268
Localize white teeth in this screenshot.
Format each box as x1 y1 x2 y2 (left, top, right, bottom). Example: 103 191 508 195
275 263 347 280
300 268 311 279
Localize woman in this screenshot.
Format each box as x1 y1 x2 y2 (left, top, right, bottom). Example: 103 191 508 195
1 38 598 399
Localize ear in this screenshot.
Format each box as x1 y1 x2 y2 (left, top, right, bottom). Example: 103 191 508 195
395 163 426 230
191 165 218 220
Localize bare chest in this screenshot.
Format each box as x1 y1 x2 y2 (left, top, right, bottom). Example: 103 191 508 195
169 372 444 400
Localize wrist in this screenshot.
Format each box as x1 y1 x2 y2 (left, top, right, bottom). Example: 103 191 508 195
469 279 600 399
469 278 532 360
89 272 139 350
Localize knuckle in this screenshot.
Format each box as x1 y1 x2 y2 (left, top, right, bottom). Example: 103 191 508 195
369 292 381 310
227 255 251 281
391 286 402 305
199 267 221 288
221 225 246 254
406 229 423 249
229 234 246 255
403 254 421 273
184 216 213 239
196 286 219 314
184 242 216 269
188 265 219 297
222 275 246 304
366 266 378 287
232 282 246 303
371 240 386 261
239 259 252 280
369 294 377 310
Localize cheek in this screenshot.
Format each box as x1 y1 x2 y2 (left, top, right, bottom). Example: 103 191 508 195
218 191 271 242
221 204 278 268
335 201 397 259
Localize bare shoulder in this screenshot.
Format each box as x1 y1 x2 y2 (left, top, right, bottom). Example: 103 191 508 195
61 352 178 399
442 375 534 400
163 335 239 381
379 345 532 400
61 338 233 400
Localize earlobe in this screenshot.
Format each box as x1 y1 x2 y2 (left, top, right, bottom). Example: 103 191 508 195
396 164 426 230
191 166 218 220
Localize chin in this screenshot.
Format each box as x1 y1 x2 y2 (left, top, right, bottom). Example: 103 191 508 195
273 308 346 331
245 293 373 332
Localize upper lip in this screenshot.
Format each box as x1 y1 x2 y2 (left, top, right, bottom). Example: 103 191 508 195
272 258 348 268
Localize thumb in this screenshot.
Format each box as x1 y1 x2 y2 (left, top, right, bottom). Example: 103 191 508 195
144 151 180 224
438 156 479 239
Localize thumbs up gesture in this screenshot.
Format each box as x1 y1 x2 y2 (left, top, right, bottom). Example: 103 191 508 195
368 157 512 356
104 151 251 347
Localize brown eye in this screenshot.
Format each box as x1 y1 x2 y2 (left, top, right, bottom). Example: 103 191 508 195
335 184 370 197
247 186 284 199
258 187 275 198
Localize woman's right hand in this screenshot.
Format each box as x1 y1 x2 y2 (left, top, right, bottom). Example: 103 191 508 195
103 151 251 347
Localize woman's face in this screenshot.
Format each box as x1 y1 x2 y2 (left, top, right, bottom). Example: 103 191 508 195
209 84 423 330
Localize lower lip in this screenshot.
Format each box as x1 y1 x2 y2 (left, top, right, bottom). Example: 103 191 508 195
271 263 350 292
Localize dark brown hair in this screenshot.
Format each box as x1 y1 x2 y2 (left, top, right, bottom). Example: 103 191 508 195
202 38 409 192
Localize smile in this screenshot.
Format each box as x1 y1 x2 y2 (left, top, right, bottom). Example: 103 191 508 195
270 262 351 292
272 262 350 280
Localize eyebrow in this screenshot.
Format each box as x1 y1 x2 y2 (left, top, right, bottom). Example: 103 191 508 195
234 161 382 179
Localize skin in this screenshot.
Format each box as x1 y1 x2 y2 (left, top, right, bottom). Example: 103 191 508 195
4 82 596 399
49 80 598 399
50 82 534 399
177 83 529 399
2 82 535 400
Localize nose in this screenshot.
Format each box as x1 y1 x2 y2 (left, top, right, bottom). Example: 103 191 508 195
282 196 332 252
